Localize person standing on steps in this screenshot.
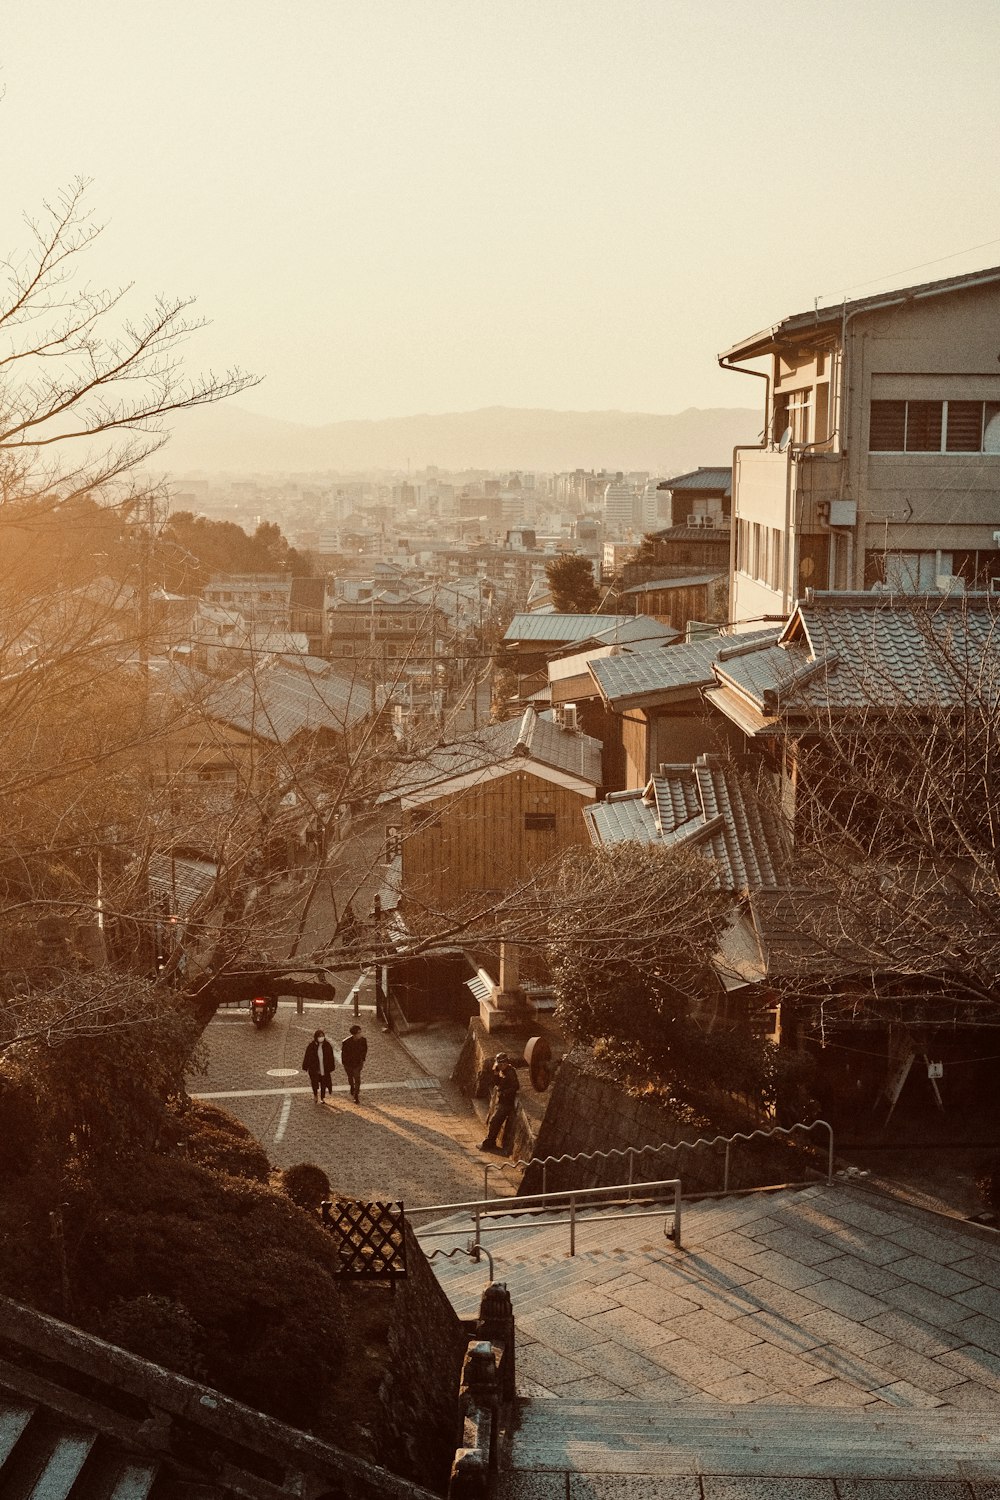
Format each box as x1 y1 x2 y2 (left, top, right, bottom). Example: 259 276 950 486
341 1023 368 1103
302 1029 336 1102
479 1053 520 1153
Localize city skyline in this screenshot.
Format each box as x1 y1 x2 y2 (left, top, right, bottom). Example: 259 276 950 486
3 2 999 435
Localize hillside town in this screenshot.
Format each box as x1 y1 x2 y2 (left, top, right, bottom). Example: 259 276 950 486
4 6 1000 1496
5 240 1000 1497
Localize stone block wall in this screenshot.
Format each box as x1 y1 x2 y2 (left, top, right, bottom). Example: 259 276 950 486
519 1049 818 1198
361 1221 468 1493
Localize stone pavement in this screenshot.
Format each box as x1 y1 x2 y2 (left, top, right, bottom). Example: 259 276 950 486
428 1182 1000 1413
426 1183 1000 1491
190 995 498 1208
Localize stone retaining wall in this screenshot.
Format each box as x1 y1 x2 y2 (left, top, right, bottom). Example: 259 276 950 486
519 1049 819 1198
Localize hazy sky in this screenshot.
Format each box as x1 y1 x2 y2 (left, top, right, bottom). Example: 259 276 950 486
3 2 999 426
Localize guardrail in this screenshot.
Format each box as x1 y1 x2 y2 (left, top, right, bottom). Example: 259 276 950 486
426 1242 496 1282
480 1117 834 1201
413 1177 683 1258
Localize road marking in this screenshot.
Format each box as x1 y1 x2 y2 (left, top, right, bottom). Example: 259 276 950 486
192 1077 438 1101
274 1094 292 1143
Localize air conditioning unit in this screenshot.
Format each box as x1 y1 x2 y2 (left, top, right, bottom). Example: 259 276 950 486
559 703 578 732
990 577 1000 596
686 515 707 528
936 574 965 596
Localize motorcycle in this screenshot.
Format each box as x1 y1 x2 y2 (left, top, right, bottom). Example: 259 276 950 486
249 992 278 1030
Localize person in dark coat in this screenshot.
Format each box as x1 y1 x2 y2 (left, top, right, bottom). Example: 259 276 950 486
479 1053 520 1152
341 1024 368 1103
302 1029 336 1102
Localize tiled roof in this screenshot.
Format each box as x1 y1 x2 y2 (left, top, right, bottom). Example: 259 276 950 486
504 612 662 644
708 592 1000 726
584 755 789 892
647 524 731 544
659 467 733 495
148 854 217 914
378 706 602 801
621 574 722 595
205 655 372 742
590 629 781 708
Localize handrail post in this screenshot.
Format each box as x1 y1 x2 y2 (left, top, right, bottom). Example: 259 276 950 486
569 1194 576 1257
723 1139 731 1195
483 1163 490 1203
627 1147 634 1203
474 1204 481 1252
542 1161 548 1198
826 1121 834 1184
673 1180 682 1249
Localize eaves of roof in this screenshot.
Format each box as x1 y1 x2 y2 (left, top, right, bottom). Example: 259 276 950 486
659 468 733 493
621 574 721 595
721 262 1000 362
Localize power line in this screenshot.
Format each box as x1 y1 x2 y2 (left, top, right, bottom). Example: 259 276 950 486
826 235 1000 304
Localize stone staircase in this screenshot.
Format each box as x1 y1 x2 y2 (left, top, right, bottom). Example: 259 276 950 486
0 1397 158 1499
422 1182 1000 1492
504 1400 1000 1489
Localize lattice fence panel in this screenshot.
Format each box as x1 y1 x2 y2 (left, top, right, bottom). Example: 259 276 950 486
322 1200 407 1279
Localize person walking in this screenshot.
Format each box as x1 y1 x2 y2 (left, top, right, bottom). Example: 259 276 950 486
479 1053 520 1153
341 1023 368 1103
302 1029 336 1102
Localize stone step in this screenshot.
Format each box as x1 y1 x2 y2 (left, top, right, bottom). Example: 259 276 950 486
508 1399 1000 1480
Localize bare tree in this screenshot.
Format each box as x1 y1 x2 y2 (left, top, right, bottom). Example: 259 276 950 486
761 592 1000 1027
0 178 258 1052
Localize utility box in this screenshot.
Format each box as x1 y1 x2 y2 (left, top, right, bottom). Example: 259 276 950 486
828 499 857 527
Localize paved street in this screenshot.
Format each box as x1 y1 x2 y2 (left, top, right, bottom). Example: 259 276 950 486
191 994 496 1210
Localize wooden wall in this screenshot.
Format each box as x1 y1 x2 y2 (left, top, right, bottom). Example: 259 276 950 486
401 768 592 912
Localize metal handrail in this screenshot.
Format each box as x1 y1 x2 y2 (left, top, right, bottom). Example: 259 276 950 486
481 1117 834 1199
426 1242 495 1281
414 1177 683 1257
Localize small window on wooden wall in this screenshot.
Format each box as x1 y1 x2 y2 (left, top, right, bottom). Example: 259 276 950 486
524 812 556 831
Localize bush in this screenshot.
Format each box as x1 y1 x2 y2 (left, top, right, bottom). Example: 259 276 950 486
173 1101 270 1182
0 1060 45 1174
977 1157 1000 1219
102 1294 208 1380
279 1162 331 1212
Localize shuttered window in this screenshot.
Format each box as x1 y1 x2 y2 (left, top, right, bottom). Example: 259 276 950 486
905 401 943 451
869 400 906 451
945 401 984 451
871 398 1000 453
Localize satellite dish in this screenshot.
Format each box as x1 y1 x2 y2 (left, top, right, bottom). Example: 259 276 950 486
778 426 792 452
524 1036 554 1092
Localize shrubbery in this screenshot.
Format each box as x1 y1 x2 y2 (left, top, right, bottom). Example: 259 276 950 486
0 1046 353 1437
173 1100 271 1182
102 1294 208 1380
279 1162 331 1212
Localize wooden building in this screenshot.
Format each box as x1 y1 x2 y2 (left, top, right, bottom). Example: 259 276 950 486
379 707 602 915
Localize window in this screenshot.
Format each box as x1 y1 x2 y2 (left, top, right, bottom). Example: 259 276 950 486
735 519 785 590
524 812 556 831
870 399 1000 453
773 388 811 445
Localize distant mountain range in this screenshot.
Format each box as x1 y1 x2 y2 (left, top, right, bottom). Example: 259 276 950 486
162 404 761 476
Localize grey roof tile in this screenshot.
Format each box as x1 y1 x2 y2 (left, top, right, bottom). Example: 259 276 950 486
380 707 602 801
590 629 781 707
504 612 673 645
205 655 372 742
711 593 1000 723
584 756 790 892
621 574 721 595
659 467 733 494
